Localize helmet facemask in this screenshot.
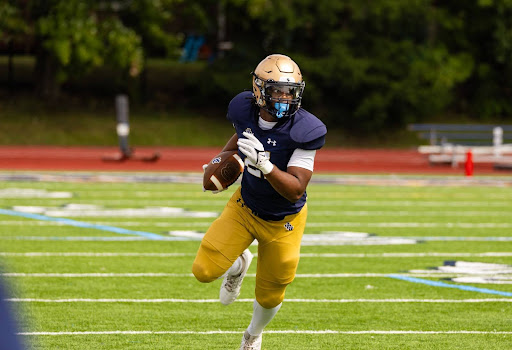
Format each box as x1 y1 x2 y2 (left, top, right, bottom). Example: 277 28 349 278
253 74 305 119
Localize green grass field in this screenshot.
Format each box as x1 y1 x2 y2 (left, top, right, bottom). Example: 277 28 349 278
1 176 512 349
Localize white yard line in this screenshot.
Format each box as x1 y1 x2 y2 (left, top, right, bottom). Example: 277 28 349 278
7 199 509 207
0 252 194 257
2 220 512 229
18 330 512 336
31 189 511 199
309 210 512 217
1 273 193 277
0 221 212 227
0 273 479 278
2 236 512 242
0 236 152 241
3 209 511 217
307 223 512 228
300 252 512 257
2 252 512 258
7 298 512 303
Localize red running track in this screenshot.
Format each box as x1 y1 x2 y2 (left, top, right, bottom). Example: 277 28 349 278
0 145 507 175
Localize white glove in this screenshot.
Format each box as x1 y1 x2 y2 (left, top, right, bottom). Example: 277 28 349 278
202 163 226 194
237 132 274 175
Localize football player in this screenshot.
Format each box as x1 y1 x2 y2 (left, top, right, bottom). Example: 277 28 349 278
0 278 25 350
192 54 327 349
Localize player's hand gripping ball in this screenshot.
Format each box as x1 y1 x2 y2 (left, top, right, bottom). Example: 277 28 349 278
203 151 244 192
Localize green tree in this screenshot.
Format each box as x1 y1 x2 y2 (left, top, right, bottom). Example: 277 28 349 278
0 1 30 89
444 0 512 119
0 2 29 41
219 0 474 132
17 0 181 99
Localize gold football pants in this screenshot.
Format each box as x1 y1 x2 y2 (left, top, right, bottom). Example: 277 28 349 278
192 187 307 308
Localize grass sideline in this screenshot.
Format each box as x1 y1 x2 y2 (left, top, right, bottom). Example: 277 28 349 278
0 93 425 148
0 97 234 147
0 180 511 349
0 94 421 148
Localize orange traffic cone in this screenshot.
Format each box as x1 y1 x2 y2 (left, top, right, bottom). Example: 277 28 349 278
465 150 474 177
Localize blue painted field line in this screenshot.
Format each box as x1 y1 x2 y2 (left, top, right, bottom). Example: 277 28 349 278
0 209 164 240
389 274 512 297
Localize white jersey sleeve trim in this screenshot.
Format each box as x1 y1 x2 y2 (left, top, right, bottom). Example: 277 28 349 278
287 148 316 171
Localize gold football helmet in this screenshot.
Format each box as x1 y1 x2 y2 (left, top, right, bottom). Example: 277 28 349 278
252 54 305 118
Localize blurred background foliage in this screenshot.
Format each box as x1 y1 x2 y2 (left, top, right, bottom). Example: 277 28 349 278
1 0 512 140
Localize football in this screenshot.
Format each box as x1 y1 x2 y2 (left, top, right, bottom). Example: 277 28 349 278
203 150 244 191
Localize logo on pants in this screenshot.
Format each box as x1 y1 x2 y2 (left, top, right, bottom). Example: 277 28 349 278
284 222 294 231
236 197 246 208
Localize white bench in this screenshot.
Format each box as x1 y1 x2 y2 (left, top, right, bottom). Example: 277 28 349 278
408 124 512 167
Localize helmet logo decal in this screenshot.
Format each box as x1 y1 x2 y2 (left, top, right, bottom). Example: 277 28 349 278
244 128 253 134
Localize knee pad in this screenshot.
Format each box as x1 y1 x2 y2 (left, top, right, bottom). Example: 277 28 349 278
192 260 218 283
192 240 230 283
255 278 288 309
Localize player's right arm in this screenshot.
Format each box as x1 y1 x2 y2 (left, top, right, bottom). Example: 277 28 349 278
222 133 239 152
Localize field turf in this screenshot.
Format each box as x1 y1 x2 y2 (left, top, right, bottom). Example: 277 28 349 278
1 177 511 349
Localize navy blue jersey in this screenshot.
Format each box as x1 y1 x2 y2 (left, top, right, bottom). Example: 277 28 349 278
227 91 327 219
0 278 24 350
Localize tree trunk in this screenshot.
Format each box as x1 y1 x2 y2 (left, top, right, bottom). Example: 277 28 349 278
34 46 61 100
8 40 14 93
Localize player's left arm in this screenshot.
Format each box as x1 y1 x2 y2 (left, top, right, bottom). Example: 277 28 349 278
264 166 312 203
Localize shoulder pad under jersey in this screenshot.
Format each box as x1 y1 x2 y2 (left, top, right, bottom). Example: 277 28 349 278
226 91 254 124
290 109 327 150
